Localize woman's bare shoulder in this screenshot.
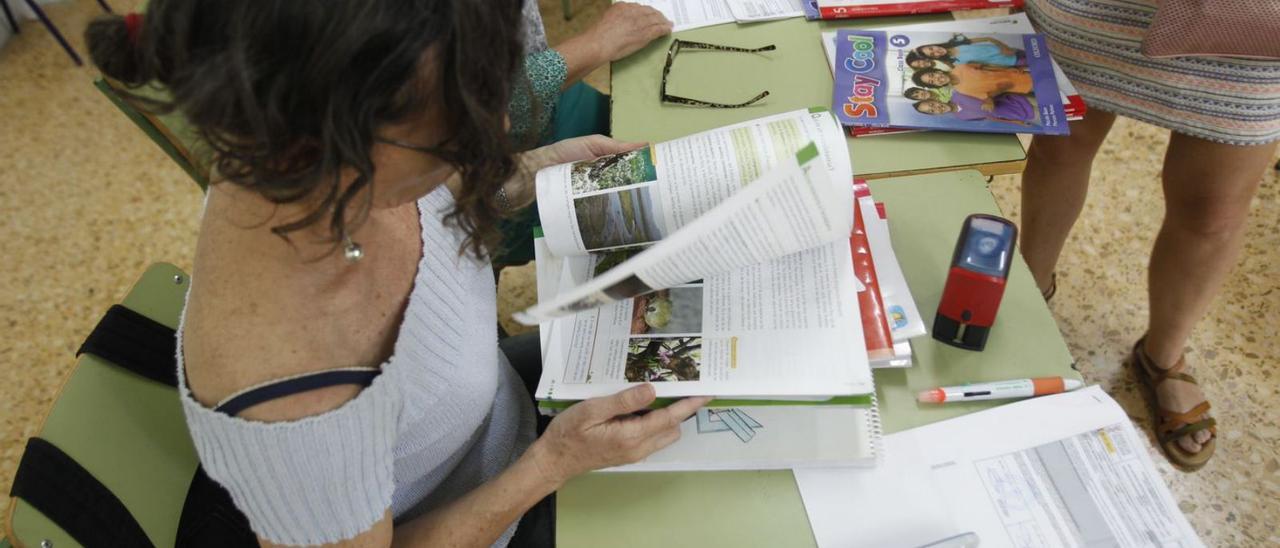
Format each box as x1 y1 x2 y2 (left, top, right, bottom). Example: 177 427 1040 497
180 204 370 414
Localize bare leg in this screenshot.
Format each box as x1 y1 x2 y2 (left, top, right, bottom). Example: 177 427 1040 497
1145 133 1277 453
1020 111 1118 292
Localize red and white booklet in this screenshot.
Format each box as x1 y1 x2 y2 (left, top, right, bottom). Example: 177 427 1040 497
850 196 896 365
809 0 1022 20
822 13 1087 137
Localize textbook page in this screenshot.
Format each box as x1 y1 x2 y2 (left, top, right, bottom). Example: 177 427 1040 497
627 0 735 32
536 109 851 258
533 236 870 400
796 387 1204 548
518 139 854 325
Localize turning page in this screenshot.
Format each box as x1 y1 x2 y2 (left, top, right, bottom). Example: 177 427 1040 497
520 110 853 325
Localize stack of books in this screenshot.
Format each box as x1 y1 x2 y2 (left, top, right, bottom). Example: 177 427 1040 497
851 180 925 368
520 109 912 471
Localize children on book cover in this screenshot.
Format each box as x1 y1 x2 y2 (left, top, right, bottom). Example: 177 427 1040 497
833 30 1069 135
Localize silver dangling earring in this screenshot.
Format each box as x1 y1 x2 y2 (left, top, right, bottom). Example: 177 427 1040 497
342 232 364 263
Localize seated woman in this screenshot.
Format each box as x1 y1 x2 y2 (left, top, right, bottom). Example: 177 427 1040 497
501 2 672 268
913 34 1026 68
913 65 1033 100
86 1 706 547
513 1 671 145
913 93 1035 126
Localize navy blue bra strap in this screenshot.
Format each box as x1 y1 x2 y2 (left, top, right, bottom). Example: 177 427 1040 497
214 368 381 416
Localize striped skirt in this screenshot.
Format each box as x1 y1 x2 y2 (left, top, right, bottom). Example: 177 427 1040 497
1026 0 1280 145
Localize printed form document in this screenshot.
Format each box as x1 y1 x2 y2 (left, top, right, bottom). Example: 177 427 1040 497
795 386 1203 548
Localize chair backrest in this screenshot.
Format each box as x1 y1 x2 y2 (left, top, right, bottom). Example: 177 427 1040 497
94 79 211 191
4 264 198 548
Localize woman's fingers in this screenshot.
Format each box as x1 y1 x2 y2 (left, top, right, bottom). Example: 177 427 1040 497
632 396 712 437
574 134 648 158
581 383 658 423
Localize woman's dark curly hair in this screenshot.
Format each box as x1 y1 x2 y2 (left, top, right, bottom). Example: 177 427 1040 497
85 0 528 258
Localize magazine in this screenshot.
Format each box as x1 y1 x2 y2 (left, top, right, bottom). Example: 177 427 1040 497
524 109 877 402
831 29 1070 135
804 0 1022 20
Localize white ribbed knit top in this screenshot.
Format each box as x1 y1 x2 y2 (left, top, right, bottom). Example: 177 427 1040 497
175 187 537 546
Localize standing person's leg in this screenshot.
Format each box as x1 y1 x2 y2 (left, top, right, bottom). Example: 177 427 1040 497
1020 111 1119 295
1135 134 1277 462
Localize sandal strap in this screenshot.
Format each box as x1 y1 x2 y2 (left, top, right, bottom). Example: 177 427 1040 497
1159 401 1212 428
1041 273 1057 301
1134 339 1188 381
1158 416 1217 445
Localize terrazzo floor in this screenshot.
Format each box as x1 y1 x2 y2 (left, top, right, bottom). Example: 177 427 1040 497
0 1 1276 545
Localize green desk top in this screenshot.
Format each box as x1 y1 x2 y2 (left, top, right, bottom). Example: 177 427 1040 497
557 170 1077 547
610 16 1026 178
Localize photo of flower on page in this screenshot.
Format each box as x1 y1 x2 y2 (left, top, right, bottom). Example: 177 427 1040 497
573 184 669 251
625 337 702 382
570 148 658 195
631 286 704 335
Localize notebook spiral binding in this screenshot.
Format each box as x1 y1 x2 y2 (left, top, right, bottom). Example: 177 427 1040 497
867 392 884 464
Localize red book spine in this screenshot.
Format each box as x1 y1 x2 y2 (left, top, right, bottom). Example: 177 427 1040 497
851 195 895 361
818 0 1024 19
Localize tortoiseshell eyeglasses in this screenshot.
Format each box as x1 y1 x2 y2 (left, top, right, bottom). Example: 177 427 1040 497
660 39 777 108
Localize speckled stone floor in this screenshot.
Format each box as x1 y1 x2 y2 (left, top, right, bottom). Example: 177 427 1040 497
1 1 1276 545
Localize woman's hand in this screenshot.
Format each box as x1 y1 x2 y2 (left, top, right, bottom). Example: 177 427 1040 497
505 135 647 209
528 384 711 485
585 3 674 63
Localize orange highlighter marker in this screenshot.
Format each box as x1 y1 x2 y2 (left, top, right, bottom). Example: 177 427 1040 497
917 377 1084 403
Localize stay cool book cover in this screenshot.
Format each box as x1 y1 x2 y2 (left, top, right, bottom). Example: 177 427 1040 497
831 29 1069 136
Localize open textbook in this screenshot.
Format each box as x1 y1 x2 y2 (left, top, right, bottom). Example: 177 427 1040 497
519 108 853 324
523 109 876 403
830 28 1070 135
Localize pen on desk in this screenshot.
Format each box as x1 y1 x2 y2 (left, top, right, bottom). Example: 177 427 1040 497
917 377 1083 403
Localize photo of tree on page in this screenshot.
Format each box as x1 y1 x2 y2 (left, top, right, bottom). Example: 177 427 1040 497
631 286 704 335
573 185 668 251
625 337 702 382
571 148 658 195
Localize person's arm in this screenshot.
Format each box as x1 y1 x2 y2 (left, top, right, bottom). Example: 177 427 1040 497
553 2 672 91
257 385 707 547
499 134 649 209
393 386 706 547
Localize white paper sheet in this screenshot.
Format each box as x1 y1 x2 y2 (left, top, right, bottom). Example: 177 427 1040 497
725 0 806 22
795 387 1204 548
628 0 736 32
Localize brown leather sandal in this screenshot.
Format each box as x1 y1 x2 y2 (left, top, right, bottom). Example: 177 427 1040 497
1041 272 1058 302
1126 337 1217 471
